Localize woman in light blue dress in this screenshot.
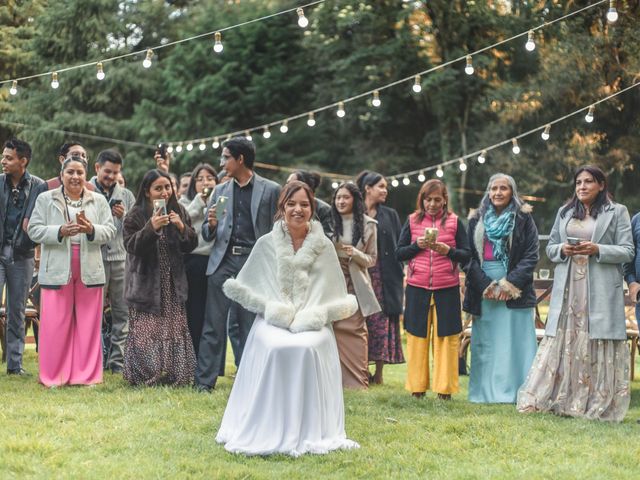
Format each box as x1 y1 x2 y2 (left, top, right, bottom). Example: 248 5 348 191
463 174 539 403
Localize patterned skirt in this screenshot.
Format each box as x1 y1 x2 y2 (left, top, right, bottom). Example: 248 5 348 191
124 236 196 387
366 261 405 364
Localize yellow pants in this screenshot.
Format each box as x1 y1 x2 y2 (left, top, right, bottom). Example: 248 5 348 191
405 298 460 395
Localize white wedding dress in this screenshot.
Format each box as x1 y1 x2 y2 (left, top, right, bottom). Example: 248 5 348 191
216 315 359 456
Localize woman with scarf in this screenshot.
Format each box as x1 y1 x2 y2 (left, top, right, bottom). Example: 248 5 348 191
463 173 539 403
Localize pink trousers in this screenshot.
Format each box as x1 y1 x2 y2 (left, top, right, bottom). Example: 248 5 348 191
39 245 103 387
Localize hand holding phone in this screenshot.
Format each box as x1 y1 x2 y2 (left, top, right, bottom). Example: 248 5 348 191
153 199 167 216
566 237 582 245
214 196 228 217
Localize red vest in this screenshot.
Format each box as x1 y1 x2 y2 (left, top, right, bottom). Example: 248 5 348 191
407 211 459 290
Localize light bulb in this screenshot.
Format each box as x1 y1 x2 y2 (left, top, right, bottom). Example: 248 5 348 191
477 150 486 164
176 144 183 153
307 112 316 127
585 105 595 123
245 131 252 141
9 80 17 95
412 75 422 93
541 124 551 141
607 1 618 23
186 142 194 151
391 178 399 188
263 127 271 139
280 121 289 133
402 176 410 186
525 30 536 52
336 101 346 118
212 138 220 149
512 138 520 155
331 181 339 189
418 171 426 182
297 8 309 28
167 145 174 154
371 90 381 107
51 72 59 89
199 142 206 151
465 55 474 75
436 167 444 178
459 160 468 172
96 62 105 80
143 49 153 68
213 32 223 53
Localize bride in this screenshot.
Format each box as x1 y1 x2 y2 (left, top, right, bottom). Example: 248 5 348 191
216 180 360 456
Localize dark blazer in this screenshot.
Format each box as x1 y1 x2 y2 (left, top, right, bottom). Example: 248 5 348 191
315 198 333 237
374 205 404 316
123 203 198 315
623 212 640 288
0 171 45 259
463 205 539 316
202 173 280 276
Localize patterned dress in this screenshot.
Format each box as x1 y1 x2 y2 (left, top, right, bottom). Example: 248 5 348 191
366 260 405 364
517 217 630 421
124 234 196 386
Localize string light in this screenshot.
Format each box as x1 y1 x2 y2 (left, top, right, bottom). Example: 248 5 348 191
263 127 271 139
50 72 59 89
417 171 426 182
212 137 220 149
279 120 289 133
464 55 474 75
176 143 183 153
391 178 399 187
436 167 444 178
142 49 153 68
336 101 346 118
167 145 174 154
477 150 487 164
412 75 422 93
585 105 595 123
607 0 619 23
9 80 17 95
371 90 381 107
511 138 520 154
296 7 309 28
459 160 468 171
186 142 194 151
525 30 536 51
307 112 316 127
331 181 339 189
213 32 224 53
96 62 105 80
541 124 551 141
402 176 410 186
199 141 206 151
245 130 252 141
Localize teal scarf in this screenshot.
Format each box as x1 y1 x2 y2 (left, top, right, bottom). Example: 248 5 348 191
483 204 516 269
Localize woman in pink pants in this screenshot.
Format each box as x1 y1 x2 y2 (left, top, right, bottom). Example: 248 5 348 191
28 155 116 387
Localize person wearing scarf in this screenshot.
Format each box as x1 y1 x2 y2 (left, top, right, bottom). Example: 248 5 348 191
463 173 539 403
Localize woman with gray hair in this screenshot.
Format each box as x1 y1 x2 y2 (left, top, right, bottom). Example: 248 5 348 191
463 173 539 403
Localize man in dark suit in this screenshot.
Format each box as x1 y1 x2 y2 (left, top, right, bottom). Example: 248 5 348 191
195 137 280 391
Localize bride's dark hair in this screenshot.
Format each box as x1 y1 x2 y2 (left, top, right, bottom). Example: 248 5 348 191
274 180 316 222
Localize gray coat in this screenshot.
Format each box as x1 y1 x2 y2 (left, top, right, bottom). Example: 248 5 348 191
545 202 634 340
202 173 281 275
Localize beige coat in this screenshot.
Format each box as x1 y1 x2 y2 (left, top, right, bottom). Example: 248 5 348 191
335 215 381 317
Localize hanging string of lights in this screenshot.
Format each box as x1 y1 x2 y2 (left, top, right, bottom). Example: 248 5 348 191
0 0 324 90
160 0 615 152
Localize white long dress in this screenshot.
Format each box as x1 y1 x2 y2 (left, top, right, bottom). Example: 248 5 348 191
216 220 360 456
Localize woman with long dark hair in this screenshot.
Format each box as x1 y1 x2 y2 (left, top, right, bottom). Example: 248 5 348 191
356 171 405 385
518 166 633 421
123 169 198 386
178 163 218 356
331 182 380 389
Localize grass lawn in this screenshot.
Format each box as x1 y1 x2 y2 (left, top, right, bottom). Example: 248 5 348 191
1 346 639 479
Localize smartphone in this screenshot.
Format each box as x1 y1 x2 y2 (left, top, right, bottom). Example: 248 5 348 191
109 198 123 208
153 199 167 216
155 143 167 160
202 187 212 198
567 236 582 245
214 195 228 216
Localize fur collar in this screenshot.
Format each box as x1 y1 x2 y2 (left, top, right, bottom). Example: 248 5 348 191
272 219 327 310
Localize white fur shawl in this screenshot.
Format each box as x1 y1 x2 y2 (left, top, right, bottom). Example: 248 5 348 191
223 220 358 332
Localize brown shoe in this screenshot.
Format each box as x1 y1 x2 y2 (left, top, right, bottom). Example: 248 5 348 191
412 392 425 399
437 393 452 401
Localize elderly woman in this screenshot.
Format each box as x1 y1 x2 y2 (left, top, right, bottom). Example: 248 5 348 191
217 181 359 456
356 170 405 385
331 182 381 389
123 169 198 386
518 166 633 422
178 163 218 356
28 155 116 387
463 173 539 403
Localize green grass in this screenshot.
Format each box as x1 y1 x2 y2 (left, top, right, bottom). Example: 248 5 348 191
1 347 639 479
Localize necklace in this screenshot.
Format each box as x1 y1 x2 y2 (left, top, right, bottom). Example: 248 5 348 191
64 194 83 208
